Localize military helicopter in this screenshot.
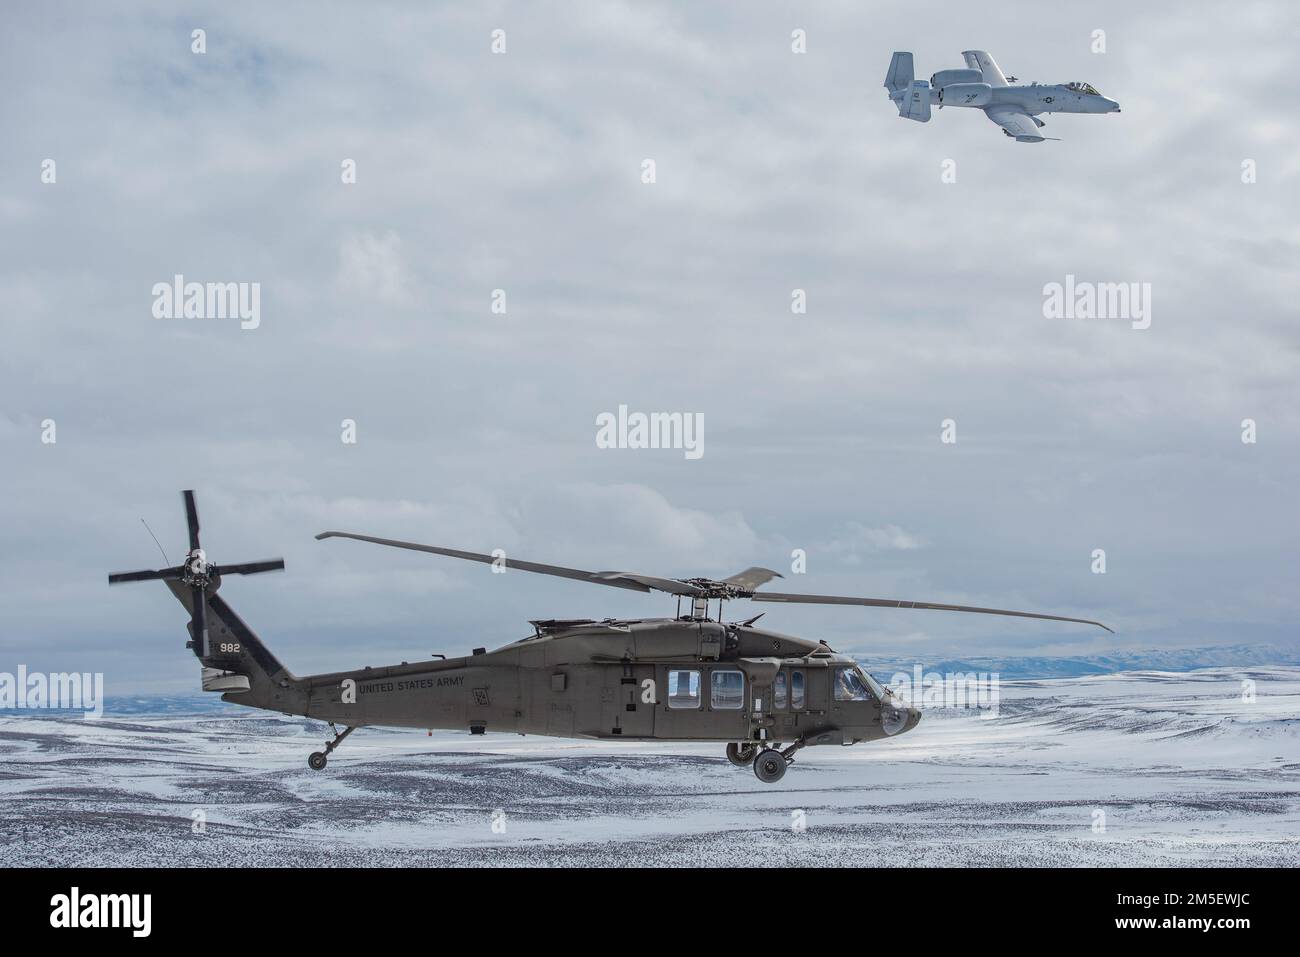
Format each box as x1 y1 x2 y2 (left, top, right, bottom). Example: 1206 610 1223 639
109 491 1112 783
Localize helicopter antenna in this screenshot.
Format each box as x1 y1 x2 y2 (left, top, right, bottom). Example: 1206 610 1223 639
141 518 170 566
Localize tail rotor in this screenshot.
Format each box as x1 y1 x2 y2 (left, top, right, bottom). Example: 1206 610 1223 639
108 490 285 659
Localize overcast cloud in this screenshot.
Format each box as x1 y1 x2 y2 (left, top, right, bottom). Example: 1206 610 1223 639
2 1 1297 691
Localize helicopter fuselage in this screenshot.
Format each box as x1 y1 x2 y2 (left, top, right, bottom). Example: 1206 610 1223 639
201 602 920 750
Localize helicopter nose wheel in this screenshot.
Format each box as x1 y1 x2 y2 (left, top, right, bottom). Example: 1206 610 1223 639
307 723 355 771
726 742 758 767
753 748 788 783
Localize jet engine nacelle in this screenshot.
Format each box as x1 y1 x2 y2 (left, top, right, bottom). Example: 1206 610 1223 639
938 82 992 107
931 68 982 88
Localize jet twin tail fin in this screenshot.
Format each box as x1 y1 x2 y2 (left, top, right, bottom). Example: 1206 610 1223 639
885 52 931 122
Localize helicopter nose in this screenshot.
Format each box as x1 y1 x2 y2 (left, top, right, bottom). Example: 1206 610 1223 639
882 701 922 736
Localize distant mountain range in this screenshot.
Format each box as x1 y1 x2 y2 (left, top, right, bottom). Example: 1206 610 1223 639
861 644 1300 680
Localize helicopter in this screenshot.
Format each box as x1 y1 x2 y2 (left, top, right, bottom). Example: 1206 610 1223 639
109 491 1112 783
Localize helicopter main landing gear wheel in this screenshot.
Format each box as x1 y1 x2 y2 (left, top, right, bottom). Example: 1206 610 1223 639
726 742 758 768
307 723 355 771
753 748 788 783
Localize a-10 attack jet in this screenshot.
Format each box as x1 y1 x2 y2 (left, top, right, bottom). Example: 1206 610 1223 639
885 50 1120 142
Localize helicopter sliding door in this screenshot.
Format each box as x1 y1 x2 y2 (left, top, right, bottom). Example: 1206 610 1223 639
653 664 750 740
769 663 832 741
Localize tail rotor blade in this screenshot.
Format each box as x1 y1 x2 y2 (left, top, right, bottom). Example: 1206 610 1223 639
190 585 209 658
183 490 201 553
218 559 285 577
108 567 181 585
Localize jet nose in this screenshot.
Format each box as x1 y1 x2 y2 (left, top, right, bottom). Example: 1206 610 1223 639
1107 99 1121 113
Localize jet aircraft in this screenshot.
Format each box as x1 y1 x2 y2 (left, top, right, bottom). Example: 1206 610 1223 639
885 49 1120 142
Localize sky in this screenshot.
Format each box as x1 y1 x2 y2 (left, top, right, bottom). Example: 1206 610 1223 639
2 1 1297 692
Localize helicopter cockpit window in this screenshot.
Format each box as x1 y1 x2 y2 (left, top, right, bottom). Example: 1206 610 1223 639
834 666 872 702
773 671 788 709
667 669 700 709
858 666 886 699
790 670 806 710
710 670 744 710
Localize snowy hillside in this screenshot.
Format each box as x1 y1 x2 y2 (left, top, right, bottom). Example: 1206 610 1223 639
1 667 1296 866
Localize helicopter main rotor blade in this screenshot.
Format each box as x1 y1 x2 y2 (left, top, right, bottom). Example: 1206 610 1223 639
750 591 1113 633
216 559 286 577
723 566 784 591
315 531 706 596
183 489 201 553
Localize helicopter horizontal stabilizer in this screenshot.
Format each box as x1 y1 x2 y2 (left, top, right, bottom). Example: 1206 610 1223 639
201 667 251 693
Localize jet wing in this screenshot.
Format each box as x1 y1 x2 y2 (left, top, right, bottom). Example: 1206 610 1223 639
985 106 1052 143
962 50 1008 87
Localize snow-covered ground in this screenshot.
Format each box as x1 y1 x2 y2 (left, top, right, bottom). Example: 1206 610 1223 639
1 667 1296 866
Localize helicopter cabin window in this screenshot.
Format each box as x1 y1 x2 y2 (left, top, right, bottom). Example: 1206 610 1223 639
710 670 744 710
667 669 701 709
773 671 788 709
834 666 872 702
790 670 806 710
